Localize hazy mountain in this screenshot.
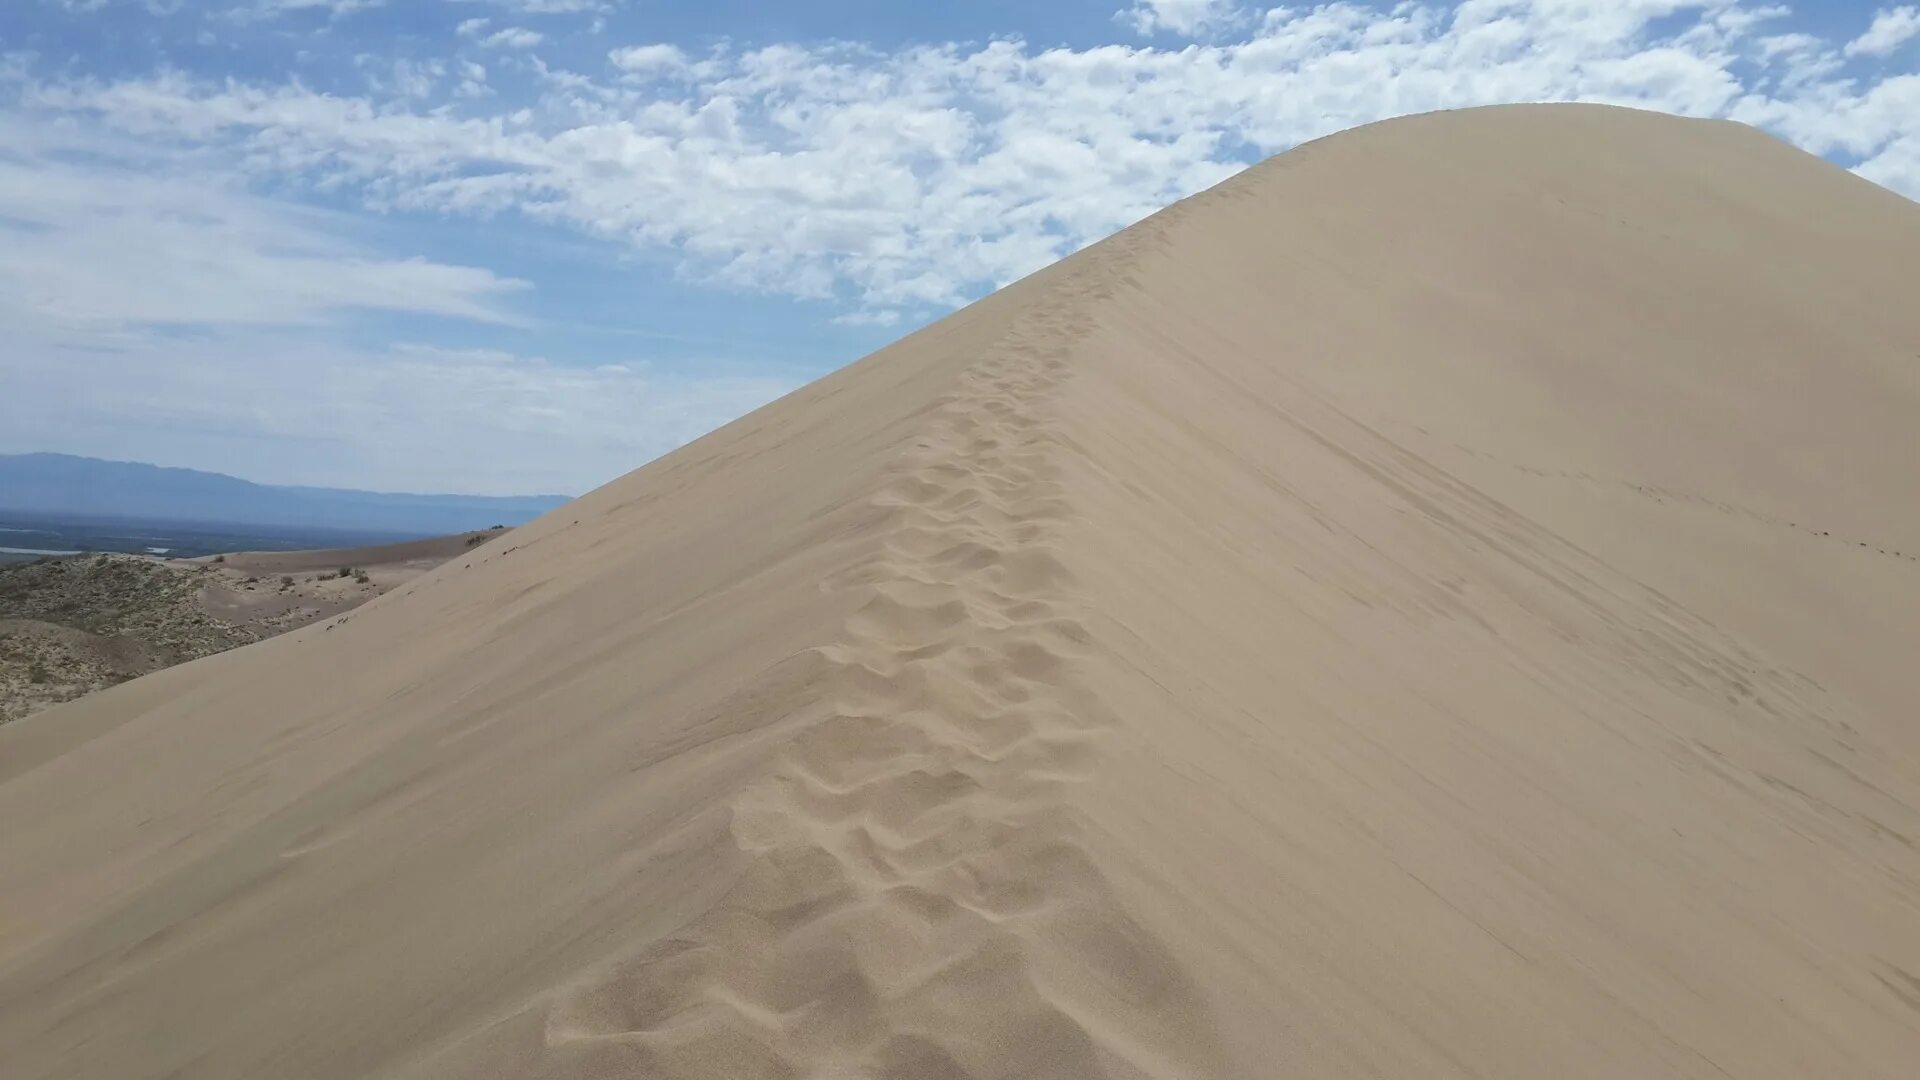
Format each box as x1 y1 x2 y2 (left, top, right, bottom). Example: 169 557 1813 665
0 453 570 536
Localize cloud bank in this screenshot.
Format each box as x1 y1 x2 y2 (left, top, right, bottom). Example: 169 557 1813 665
18 1 1920 328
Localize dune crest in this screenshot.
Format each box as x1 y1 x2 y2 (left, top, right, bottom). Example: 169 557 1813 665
4 104 1920 1079
515 234 1217 1079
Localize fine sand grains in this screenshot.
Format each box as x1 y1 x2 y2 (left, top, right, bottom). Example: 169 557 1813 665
540 248 1222 1078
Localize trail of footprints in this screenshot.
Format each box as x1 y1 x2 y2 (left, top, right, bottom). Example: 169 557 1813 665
546 258 1214 1079
1456 445 1919 564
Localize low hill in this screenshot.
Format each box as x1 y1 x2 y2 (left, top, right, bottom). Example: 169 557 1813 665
0 529 508 724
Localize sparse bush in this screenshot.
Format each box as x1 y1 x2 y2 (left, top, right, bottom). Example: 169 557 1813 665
212 554 225 563
337 567 353 578
28 659 49 684
354 571 370 585
281 576 294 587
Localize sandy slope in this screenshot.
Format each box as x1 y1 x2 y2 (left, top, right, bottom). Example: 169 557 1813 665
186 529 510 578
0 532 510 724
3 104 1919 1079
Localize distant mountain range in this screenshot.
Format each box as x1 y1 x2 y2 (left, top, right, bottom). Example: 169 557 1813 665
0 453 572 537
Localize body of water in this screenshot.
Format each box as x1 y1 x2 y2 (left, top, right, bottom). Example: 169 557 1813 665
0 514 422 564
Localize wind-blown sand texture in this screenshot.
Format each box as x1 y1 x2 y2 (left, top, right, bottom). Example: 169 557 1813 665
3 104 1920 1079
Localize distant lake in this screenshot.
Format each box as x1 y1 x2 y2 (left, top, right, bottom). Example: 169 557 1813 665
0 513 424 564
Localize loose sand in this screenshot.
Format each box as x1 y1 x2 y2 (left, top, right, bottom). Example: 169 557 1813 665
2 104 1918 1079
183 528 513 635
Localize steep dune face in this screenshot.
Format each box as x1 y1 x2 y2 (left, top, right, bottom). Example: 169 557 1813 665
3 104 1919 1078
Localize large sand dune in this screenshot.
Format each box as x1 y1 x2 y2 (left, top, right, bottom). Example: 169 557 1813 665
3 104 1919 1078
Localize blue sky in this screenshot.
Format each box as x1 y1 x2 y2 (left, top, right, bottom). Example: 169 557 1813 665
2 0 1916 495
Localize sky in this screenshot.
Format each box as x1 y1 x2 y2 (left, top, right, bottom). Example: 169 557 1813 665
1 1 1916 496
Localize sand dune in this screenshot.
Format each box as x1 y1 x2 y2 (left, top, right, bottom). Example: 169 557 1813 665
3 104 1919 1078
186 528 510 578
186 528 513 635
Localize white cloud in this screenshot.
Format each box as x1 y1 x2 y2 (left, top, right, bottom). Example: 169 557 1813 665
8 0 1920 494
0 117 783 493
456 60 490 98
482 27 544 49
15 2 1920 319
0 337 792 494
448 0 611 13
1847 6 1920 57
1122 0 1247 38
831 309 902 328
248 0 384 16
609 44 690 77
49 0 185 11
0 139 526 334
360 57 446 99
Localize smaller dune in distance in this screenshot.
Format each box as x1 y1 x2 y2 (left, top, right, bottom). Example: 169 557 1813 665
0 529 509 724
